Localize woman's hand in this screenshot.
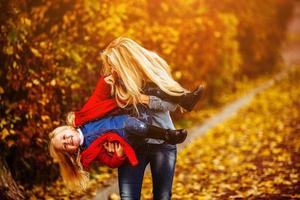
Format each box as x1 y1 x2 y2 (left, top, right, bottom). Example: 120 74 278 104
139 94 150 105
104 74 115 84
66 112 75 127
103 142 125 157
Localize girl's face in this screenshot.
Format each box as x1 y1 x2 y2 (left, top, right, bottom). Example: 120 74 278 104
52 128 81 153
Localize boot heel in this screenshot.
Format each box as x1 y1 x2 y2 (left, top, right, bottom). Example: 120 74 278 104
180 85 205 111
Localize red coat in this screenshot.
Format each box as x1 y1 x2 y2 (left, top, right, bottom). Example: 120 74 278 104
80 132 138 169
74 76 119 127
76 76 138 169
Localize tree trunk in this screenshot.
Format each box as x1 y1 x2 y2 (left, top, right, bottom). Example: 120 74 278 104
0 154 24 200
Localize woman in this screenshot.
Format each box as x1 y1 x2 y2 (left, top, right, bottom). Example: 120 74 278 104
100 37 204 199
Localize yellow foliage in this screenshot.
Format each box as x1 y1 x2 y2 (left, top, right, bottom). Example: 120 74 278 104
30 47 42 57
1 128 10 140
0 86 4 94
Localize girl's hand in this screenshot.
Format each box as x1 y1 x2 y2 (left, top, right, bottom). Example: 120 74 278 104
103 142 114 154
114 143 125 157
104 74 115 84
103 142 124 157
66 112 75 127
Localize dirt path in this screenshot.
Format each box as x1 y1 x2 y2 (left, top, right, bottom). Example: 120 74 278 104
88 3 300 199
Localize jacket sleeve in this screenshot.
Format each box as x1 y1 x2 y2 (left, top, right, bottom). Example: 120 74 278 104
74 76 118 126
80 141 102 169
97 152 126 168
81 77 112 109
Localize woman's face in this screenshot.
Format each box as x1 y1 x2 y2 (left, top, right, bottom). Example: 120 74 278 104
52 128 81 153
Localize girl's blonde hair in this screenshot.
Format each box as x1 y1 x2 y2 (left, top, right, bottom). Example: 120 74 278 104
49 126 89 191
101 37 187 110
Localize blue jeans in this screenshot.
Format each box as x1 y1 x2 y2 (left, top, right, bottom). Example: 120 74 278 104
118 143 177 200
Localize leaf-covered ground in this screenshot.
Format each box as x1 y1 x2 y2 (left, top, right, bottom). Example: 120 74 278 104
26 165 118 199
140 68 300 199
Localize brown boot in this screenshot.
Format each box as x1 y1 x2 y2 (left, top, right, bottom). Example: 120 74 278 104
146 125 188 145
146 85 205 112
179 85 205 111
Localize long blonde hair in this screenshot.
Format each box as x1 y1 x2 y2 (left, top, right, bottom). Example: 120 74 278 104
49 126 89 191
101 37 187 109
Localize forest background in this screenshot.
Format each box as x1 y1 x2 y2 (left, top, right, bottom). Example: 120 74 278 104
0 0 295 199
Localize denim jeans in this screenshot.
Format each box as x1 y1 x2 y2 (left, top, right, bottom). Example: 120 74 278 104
118 143 177 200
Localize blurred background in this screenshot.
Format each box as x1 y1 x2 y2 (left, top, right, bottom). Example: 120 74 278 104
0 0 298 199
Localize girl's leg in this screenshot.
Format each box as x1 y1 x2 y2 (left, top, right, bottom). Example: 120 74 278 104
148 143 177 200
83 115 186 145
146 85 205 111
118 147 149 200
123 117 187 144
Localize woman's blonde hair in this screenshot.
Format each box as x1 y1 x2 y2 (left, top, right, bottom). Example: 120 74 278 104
101 37 187 110
49 126 89 191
